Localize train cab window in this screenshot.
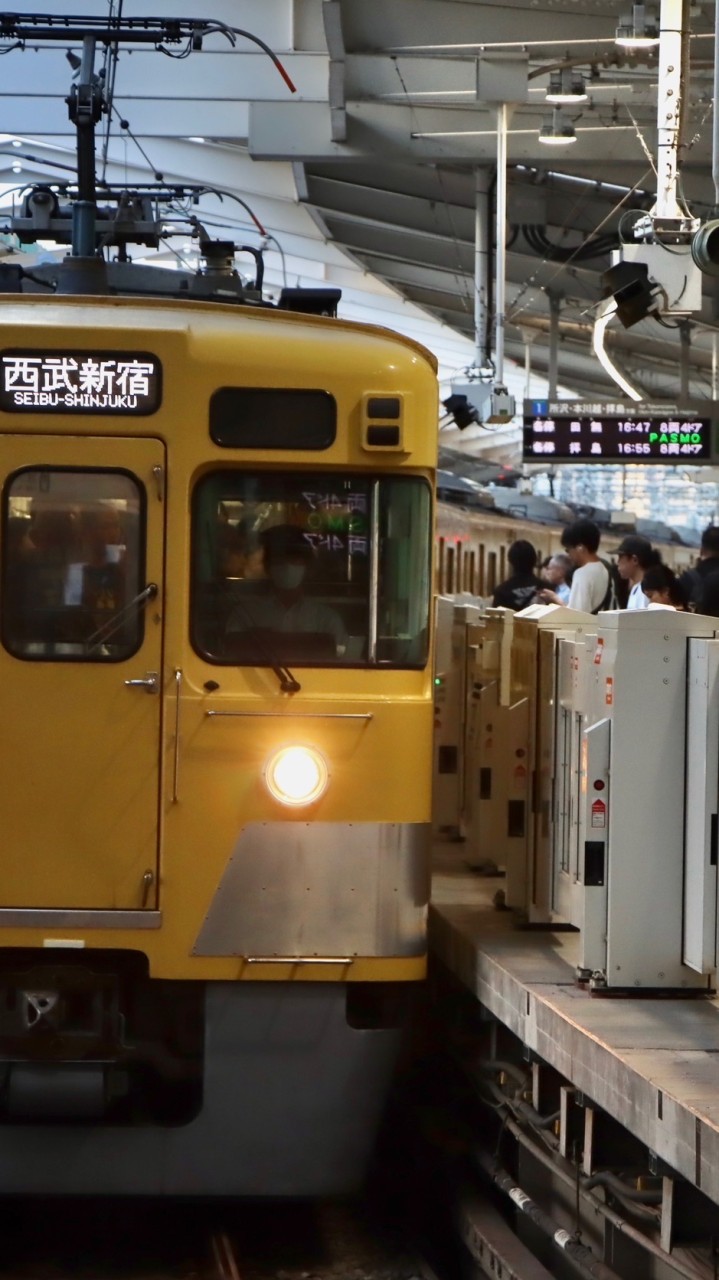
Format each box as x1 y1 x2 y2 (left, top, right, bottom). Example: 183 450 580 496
191 471 432 668
2 469 144 661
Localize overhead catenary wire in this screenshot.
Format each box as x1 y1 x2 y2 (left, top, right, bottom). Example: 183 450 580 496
391 57 474 323
509 166 654 325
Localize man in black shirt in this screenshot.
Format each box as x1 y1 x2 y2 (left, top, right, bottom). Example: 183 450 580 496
679 525 719 614
492 539 543 611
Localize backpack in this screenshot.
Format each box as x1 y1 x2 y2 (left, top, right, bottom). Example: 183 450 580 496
592 559 618 614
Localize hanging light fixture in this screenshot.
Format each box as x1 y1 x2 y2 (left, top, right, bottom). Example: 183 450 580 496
545 68 588 104
538 108 577 145
615 3 659 47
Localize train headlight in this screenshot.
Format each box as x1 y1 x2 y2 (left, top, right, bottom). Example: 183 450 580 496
264 745 329 807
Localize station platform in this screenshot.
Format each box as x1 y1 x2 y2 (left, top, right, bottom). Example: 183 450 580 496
429 841 719 1207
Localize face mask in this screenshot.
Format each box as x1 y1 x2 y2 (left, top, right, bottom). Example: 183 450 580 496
270 563 305 591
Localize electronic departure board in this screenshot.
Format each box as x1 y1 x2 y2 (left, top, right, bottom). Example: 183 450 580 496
523 400 713 463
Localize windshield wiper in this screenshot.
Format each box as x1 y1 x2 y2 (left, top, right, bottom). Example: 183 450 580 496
273 663 301 694
224 601 301 694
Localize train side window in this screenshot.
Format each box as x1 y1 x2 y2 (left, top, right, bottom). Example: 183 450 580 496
445 546 455 594
437 537 446 595
2 468 144 661
375 477 431 666
487 550 498 594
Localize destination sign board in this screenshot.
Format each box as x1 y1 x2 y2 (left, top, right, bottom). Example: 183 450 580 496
523 399 713 463
0 350 162 415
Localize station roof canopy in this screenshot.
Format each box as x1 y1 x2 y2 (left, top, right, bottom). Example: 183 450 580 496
2 0 718 402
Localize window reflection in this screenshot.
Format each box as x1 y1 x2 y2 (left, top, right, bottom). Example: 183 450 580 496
2 469 144 660
192 472 431 668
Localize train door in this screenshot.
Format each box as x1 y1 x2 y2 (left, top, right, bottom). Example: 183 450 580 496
0 435 165 910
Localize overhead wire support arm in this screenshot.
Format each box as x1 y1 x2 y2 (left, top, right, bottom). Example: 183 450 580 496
0 10 295 276
0 13 297 91
67 33 102 257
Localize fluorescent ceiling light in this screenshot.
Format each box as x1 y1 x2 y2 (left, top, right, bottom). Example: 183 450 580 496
538 108 577 145
615 4 660 47
546 69 588 104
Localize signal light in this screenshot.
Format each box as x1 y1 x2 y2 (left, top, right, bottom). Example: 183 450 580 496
601 260 659 328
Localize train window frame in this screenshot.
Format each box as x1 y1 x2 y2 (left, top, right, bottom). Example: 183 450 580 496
210 388 337 451
1 465 148 663
190 470 432 669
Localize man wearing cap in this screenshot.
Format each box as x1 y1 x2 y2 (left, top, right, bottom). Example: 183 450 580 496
614 534 657 610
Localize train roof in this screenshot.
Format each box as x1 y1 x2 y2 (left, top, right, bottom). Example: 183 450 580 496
0 291 439 373
436 471 496 511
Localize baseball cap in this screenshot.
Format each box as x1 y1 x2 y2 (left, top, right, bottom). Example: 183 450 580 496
612 534 652 558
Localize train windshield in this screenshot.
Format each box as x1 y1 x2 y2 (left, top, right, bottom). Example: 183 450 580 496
191 472 432 667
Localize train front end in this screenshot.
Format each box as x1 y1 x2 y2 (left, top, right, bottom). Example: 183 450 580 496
0 295 438 1195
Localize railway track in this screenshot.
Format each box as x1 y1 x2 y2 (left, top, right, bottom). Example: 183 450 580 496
0 1197 440 1280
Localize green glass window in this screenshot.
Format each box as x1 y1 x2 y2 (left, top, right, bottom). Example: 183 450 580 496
191 471 431 668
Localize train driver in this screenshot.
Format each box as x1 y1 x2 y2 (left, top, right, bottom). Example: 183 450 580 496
225 523 347 656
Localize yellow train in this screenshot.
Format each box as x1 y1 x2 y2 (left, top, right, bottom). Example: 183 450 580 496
435 500 697 598
0 290 437 1194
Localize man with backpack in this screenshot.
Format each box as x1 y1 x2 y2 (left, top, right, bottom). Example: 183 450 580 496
560 518 612 613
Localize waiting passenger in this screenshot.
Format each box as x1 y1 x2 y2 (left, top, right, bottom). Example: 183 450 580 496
65 506 126 621
679 525 719 613
641 564 688 610
491 540 543 611
10 508 78 626
537 552 572 605
225 523 347 655
541 519 611 613
218 519 265 582
613 534 658 609
694 569 719 617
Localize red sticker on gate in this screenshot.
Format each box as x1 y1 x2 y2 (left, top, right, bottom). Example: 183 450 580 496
591 799 606 828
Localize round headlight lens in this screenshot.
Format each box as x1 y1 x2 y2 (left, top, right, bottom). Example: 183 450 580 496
264 745 329 807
